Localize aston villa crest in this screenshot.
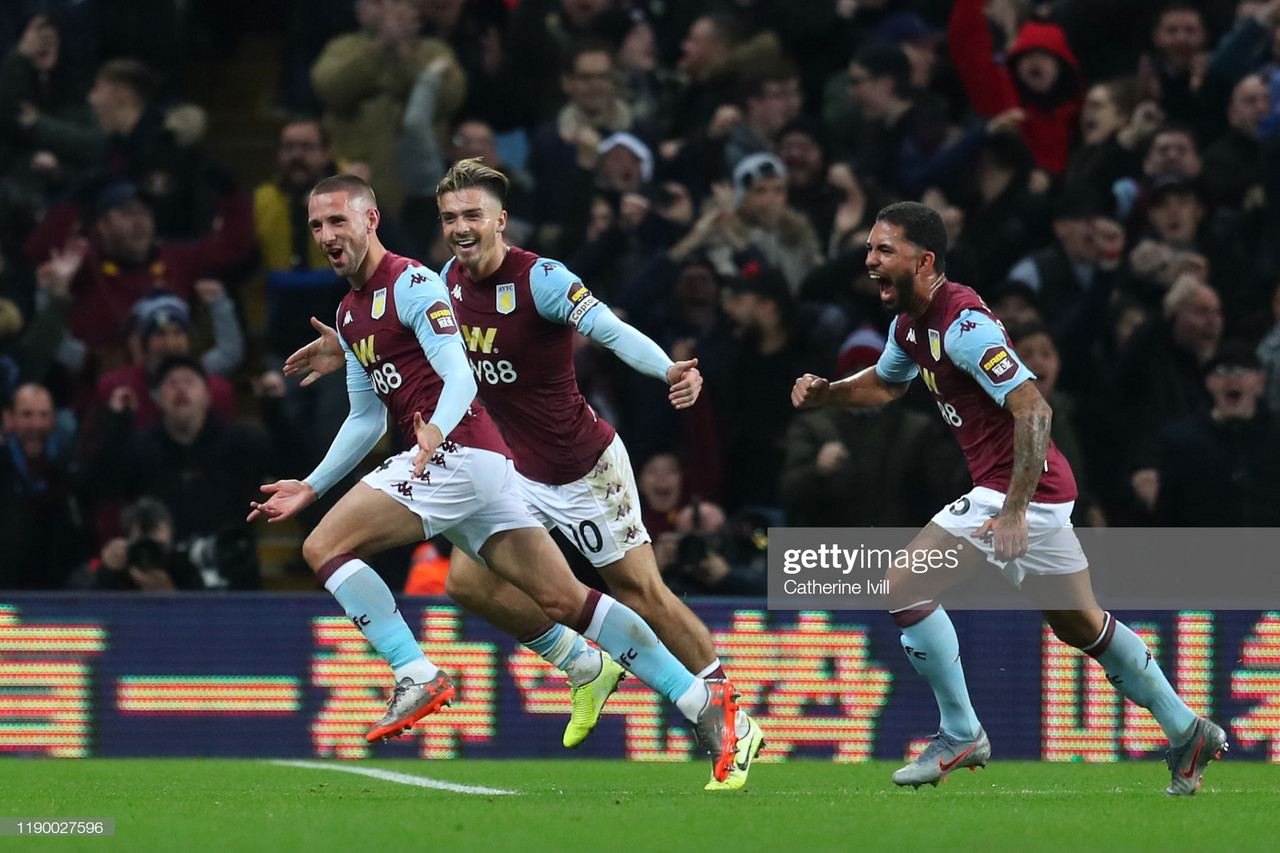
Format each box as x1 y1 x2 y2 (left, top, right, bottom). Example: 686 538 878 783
496 283 516 315
928 328 941 361
371 287 387 319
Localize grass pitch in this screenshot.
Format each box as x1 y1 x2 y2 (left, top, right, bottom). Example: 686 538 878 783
2 759 1274 852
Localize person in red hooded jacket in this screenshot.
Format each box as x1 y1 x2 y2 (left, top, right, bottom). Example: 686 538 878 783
948 0 1084 175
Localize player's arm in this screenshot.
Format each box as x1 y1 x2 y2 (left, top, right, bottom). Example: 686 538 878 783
792 320 915 409
249 349 386 522
528 260 701 408
945 309 1043 559
395 269 479 469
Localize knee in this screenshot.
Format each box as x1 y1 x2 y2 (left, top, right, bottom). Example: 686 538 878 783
301 533 333 574
1049 619 1096 650
534 589 583 626
443 566 482 607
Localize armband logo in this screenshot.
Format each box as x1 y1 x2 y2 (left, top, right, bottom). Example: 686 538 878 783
426 300 457 333
980 346 1018 384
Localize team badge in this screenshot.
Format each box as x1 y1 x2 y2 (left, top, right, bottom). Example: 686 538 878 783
371 287 387 319
496 283 516 314
928 329 941 361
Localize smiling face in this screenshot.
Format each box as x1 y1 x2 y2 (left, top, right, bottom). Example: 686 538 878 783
866 219 931 313
4 385 55 459
438 187 508 278
308 190 378 278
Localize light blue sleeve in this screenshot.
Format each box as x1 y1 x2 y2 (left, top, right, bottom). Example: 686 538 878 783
527 258 605 328
527 257 672 381
304 380 387 497
874 319 919 384
944 309 1036 405
393 265 477 437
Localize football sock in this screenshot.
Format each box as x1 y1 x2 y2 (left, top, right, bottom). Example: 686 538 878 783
896 606 982 740
1084 612 1197 744
523 622 604 687
574 589 705 718
320 554 439 684
696 659 727 679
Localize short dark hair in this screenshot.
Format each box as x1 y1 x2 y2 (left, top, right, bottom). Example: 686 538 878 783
97 58 156 101
310 173 378 208
437 157 510 207
121 496 172 537
853 41 911 99
563 38 614 75
875 202 947 273
282 114 329 148
738 58 801 103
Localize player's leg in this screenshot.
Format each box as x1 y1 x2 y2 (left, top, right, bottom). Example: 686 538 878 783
444 548 623 747
1026 569 1226 795
886 519 991 787
302 481 456 741
598 544 721 676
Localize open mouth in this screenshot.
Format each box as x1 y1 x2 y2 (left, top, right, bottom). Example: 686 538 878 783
327 247 345 266
454 237 478 251
869 272 893 301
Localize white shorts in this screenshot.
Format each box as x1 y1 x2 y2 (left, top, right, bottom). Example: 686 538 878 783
929 486 1088 587
513 434 651 568
362 444 538 563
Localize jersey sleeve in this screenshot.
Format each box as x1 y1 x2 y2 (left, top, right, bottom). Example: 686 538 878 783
875 319 920 384
944 309 1035 405
527 258 604 328
393 264 465 359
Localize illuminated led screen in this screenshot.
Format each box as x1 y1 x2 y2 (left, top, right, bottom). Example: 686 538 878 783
0 599 1276 762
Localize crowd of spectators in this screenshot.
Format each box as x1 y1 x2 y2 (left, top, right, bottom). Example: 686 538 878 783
3 0 1280 593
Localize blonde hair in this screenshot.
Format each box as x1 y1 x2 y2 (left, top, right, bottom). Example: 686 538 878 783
436 157 509 206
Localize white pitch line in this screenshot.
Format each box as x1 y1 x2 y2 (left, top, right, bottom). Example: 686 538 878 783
270 760 519 796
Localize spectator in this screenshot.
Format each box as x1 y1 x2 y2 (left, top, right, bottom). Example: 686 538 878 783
668 13 744 139
92 291 239 430
948 0 1084 175
1127 173 1208 300
723 57 803 171
658 500 767 596
1201 74 1270 209
1139 2 1209 127
90 355 277 589
1135 343 1280 525
24 180 255 379
311 0 465 214
82 495 205 591
1006 188 1115 322
779 326 962 527
1259 280 1280 415
637 450 684 539
1063 78 1154 199
0 381 88 589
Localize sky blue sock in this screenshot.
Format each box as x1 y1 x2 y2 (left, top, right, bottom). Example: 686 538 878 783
1091 615 1197 743
899 607 982 740
580 594 695 705
326 561 436 680
524 623 602 686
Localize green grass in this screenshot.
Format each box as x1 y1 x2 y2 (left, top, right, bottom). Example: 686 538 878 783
2 759 1275 853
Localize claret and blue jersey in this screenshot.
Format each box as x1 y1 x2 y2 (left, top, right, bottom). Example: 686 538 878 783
875 280 1077 503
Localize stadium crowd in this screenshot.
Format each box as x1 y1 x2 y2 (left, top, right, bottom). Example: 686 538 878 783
2 0 1279 593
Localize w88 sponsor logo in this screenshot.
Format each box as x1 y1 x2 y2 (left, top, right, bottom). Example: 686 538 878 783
470 358 518 385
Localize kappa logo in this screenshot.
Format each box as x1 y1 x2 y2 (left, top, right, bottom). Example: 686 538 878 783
958 320 978 334
905 327 916 343
410 273 427 286
342 310 353 326
452 284 462 301
426 300 457 334
541 262 557 276
980 346 1018 384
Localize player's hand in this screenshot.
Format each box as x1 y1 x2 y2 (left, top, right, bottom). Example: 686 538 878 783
248 479 317 523
666 358 702 409
411 412 444 478
973 509 1028 561
791 374 831 409
284 317 344 387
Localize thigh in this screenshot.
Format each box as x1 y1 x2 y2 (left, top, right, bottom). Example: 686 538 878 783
596 542 667 599
308 481 432 559
477 525 585 604
520 435 650 568
884 521 989 609
444 452 541 563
